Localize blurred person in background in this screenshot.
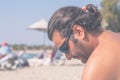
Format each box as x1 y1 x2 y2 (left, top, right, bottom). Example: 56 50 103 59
47 4 120 80
0 41 11 60
52 49 66 65
0 41 17 69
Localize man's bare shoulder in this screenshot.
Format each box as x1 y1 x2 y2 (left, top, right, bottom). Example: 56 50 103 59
81 31 120 80
82 45 119 80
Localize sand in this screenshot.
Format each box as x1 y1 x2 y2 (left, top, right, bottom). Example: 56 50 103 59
0 59 84 80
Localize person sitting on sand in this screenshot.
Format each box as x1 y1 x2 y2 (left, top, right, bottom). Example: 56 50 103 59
0 41 17 69
0 41 11 60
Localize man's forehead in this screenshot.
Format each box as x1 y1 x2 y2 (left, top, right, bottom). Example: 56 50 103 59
52 31 64 48
52 31 60 39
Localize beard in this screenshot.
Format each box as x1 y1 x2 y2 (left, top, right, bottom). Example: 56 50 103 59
72 38 89 63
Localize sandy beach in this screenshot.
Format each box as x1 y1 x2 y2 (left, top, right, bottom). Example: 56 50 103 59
0 59 84 80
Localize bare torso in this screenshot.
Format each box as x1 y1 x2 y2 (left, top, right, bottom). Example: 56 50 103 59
82 30 120 80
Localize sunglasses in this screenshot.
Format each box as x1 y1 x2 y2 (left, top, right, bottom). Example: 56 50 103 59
59 31 72 54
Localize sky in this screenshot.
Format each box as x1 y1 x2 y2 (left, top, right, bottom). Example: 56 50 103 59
0 0 101 46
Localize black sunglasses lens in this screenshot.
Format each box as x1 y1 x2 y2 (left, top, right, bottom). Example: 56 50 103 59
59 42 69 53
59 30 72 54
60 48 69 53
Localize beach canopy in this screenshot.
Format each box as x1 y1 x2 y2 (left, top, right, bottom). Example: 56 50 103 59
28 19 48 32
27 19 49 46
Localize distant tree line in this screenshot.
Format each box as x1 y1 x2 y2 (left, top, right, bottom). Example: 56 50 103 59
0 44 54 51
101 0 120 32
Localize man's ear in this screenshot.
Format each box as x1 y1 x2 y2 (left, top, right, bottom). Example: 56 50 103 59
72 25 85 40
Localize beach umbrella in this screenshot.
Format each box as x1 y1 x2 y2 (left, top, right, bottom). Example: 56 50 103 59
27 19 48 46
28 19 48 32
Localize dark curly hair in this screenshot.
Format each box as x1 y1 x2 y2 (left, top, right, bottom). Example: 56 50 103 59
47 4 102 41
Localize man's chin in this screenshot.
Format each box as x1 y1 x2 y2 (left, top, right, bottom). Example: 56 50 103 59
70 56 87 63
81 60 87 63
78 58 87 63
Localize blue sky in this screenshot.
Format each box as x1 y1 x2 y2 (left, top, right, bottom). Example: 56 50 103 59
0 0 101 45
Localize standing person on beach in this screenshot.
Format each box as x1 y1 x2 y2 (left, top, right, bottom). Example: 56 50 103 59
47 4 120 80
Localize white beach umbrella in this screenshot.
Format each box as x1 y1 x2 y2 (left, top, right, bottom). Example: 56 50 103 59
27 19 48 46
28 19 48 32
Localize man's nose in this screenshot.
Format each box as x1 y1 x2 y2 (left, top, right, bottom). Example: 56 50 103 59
65 53 72 60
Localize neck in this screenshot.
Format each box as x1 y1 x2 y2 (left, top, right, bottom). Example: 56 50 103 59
88 31 103 56
90 27 104 50
91 35 99 51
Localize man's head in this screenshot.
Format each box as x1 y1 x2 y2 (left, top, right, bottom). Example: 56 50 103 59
47 4 103 63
